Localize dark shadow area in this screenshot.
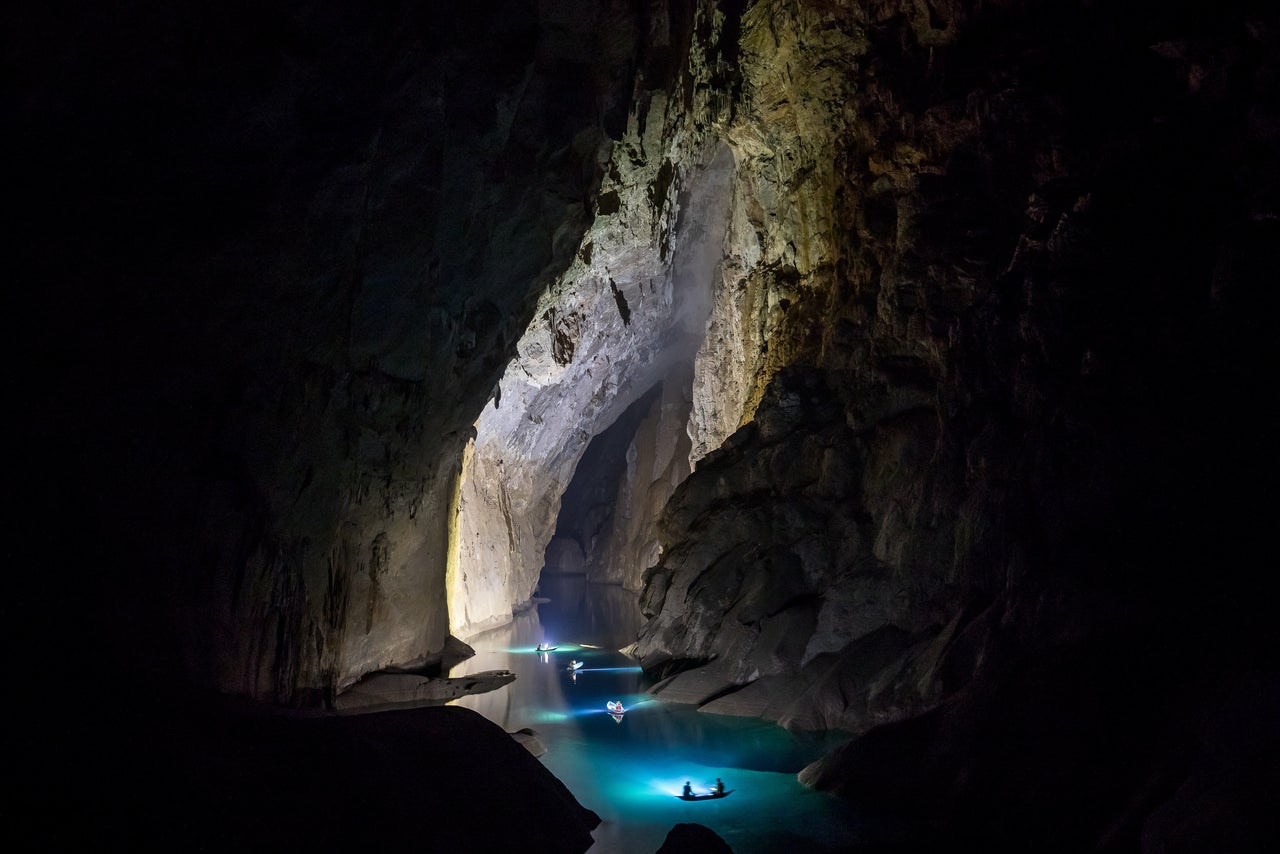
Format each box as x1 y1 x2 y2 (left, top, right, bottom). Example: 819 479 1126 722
25 695 599 852
543 383 664 577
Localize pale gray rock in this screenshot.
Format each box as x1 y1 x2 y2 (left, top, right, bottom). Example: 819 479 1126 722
452 135 737 636
648 665 737 706
333 669 515 713
510 727 548 758
544 537 587 575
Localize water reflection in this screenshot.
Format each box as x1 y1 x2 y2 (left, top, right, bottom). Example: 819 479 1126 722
535 575 644 649
449 578 862 853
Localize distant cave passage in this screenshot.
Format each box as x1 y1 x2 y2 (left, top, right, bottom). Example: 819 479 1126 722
540 380 670 585
451 143 732 638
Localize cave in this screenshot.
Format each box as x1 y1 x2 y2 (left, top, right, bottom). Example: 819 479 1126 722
12 1 1279 852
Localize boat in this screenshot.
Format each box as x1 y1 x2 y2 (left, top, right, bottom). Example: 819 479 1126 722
566 660 583 671
677 789 733 801
606 700 625 714
534 644 557 652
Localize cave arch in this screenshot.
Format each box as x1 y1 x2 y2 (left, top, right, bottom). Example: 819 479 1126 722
448 142 736 639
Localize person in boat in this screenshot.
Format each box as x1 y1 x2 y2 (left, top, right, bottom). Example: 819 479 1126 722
683 781 693 798
714 777 725 795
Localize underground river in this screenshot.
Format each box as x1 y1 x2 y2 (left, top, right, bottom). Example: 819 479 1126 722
449 575 867 853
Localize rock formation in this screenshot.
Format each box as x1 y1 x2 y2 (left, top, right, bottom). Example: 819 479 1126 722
332 667 516 713
625 0 1279 849
15 0 660 704
656 822 736 854
13 0 1279 850
40 700 600 852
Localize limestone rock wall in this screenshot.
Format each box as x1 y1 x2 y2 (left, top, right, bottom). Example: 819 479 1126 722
634 0 1276 847
19 1 652 704
540 371 694 590
639 0 960 696
451 7 742 633
592 369 695 589
18 0 1276 845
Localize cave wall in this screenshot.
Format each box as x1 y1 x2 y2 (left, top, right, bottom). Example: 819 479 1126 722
541 382 663 582
629 0 1277 848
592 367 696 588
17 7 1277 844
14 0 653 703
639 0 1277 713
450 22 739 634
13 0 1276 847
540 369 694 590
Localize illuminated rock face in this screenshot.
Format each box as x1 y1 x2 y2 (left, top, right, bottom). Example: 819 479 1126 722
625 0 1276 848
450 132 735 633
21 0 1276 847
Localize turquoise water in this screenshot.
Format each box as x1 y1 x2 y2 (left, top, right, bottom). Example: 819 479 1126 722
449 576 863 853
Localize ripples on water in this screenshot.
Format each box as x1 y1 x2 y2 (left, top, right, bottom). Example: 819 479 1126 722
450 575 863 853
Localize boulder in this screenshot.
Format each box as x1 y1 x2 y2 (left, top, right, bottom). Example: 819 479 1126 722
656 822 734 854
510 727 548 758
39 701 599 853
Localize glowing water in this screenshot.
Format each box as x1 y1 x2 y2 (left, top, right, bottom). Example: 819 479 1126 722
450 576 863 853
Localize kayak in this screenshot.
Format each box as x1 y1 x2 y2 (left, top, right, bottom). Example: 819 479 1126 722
677 789 733 801
566 661 583 671
606 700 625 714
534 645 557 652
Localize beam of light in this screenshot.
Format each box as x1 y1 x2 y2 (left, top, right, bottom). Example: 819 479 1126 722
577 666 643 673
562 706 616 718
555 697 657 718
492 643 582 654
524 709 572 724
